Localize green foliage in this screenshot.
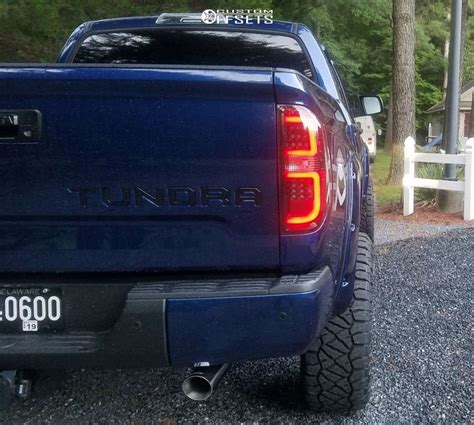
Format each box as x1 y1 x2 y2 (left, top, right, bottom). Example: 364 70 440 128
0 0 188 62
414 19 444 128
282 0 393 97
371 151 402 204
415 163 444 202
0 0 471 132
415 163 464 201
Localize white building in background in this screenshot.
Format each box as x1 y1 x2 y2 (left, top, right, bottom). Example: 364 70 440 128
426 80 473 147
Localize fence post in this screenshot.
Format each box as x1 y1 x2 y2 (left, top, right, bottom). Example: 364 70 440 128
403 136 416 216
464 138 474 221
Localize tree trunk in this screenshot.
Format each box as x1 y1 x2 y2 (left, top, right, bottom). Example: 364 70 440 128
459 0 469 86
470 90 474 138
457 0 469 141
384 86 393 153
387 0 416 185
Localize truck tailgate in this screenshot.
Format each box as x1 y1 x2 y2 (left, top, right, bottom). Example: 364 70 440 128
0 67 279 273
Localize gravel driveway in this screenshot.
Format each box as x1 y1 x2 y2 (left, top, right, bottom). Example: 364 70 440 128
2 228 473 423
374 217 469 246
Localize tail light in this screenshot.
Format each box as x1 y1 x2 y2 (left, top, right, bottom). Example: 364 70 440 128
278 105 328 233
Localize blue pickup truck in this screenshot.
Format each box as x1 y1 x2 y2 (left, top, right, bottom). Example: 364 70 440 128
0 14 380 411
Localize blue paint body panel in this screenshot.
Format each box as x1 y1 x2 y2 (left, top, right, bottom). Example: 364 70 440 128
167 276 333 367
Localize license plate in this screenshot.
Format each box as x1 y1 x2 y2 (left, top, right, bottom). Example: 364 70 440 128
0 288 63 333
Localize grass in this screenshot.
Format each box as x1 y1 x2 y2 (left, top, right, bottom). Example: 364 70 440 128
371 151 401 204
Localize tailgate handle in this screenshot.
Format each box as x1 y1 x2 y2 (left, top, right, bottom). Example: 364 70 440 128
0 110 41 143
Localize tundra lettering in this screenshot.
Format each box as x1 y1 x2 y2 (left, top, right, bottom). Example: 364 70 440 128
68 187 263 208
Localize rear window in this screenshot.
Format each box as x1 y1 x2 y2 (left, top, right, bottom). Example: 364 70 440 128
73 29 314 79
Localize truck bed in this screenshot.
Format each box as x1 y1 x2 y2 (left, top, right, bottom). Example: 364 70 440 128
0 66 279 273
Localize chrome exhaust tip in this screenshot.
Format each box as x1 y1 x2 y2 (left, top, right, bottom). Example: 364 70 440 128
182 364 229 401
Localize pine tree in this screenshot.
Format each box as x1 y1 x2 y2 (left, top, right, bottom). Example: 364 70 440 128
387 0 416 185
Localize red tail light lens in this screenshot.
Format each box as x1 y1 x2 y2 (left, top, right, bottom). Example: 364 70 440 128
278 105 327 232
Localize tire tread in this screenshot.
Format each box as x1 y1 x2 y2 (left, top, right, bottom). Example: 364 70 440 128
302 233 373 412
360 178 375 241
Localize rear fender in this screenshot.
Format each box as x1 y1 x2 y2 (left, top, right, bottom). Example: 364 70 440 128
333 156 361 314
274 71 352 283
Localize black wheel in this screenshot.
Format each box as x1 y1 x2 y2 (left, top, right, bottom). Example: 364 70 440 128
360 177 374 241
302 232 373 412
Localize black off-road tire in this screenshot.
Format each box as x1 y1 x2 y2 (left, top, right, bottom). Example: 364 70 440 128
360 177 374 241
302 232 373 412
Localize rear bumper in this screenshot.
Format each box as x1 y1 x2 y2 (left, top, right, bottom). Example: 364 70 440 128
0 268 334 369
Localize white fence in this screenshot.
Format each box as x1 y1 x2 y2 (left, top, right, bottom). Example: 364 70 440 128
403 137 474 220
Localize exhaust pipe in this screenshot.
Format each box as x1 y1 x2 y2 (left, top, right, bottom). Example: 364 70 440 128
182 364 229 401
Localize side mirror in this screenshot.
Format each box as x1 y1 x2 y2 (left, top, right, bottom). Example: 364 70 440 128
359 96 384 115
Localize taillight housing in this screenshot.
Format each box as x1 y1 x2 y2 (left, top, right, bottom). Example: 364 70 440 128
278 105 328 233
